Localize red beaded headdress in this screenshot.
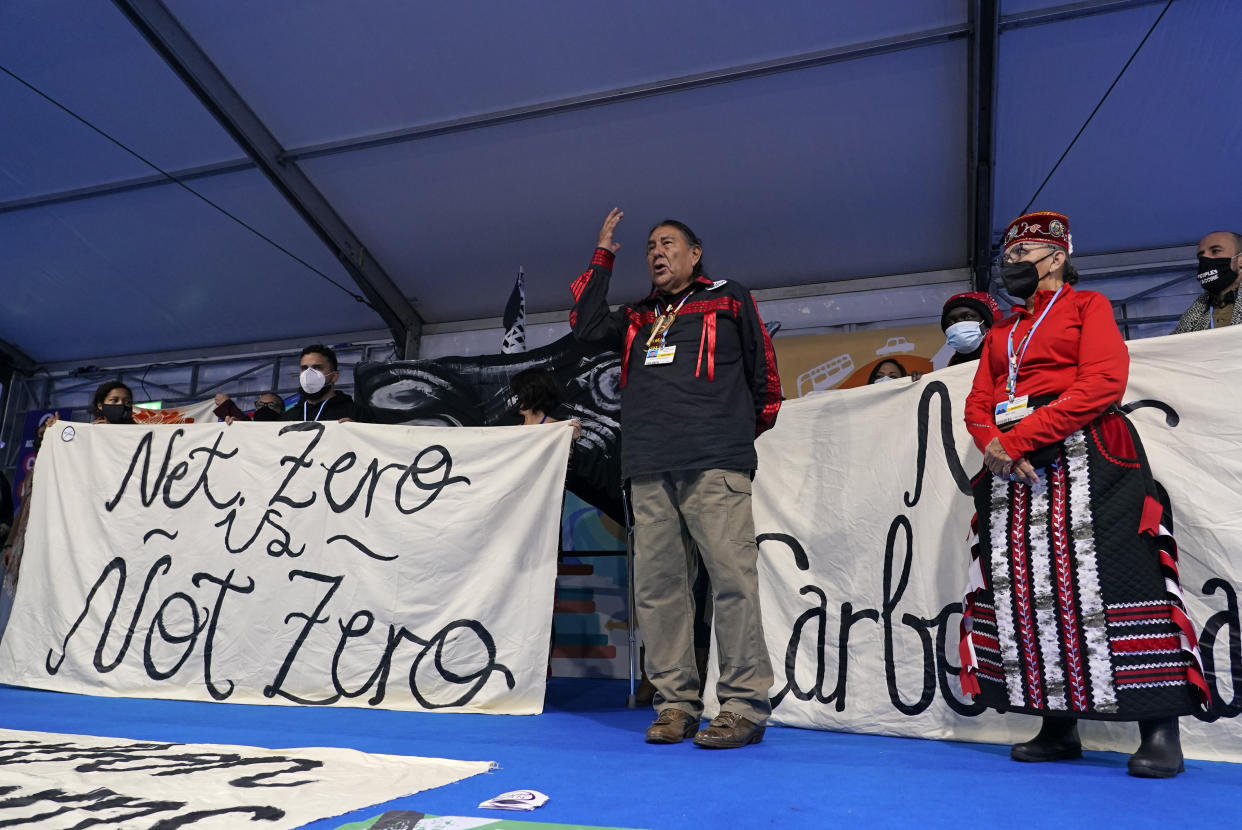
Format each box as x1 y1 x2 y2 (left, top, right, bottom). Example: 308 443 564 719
1002 210 1072 253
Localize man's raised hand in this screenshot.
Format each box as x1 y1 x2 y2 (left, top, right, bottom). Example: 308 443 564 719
597 208 624 253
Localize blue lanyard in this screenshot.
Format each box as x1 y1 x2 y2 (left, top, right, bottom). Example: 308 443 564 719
1006 286 1066 402
303 398 328 421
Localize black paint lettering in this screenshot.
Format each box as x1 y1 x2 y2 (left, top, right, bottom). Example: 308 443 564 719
192 570 256 701
394 445 470 514
264 570 342 705
905 380 972 508
143 592 205 681
323 454 406 517
45 555 172 676
1196 577 1242 722
407 620 515 708
882 516 936 716
268 422 324 510
164 432 241 510
105 429 184 511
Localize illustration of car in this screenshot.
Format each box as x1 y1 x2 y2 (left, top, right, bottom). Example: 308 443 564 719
797 353 855 396
876 336 916 356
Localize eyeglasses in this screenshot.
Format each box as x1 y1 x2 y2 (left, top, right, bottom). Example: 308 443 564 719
255 401 283 410
999 243 1056 266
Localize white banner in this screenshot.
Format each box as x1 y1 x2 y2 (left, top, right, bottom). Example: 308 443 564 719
754 325 1242 762
0 727 492 829
0 420 573 714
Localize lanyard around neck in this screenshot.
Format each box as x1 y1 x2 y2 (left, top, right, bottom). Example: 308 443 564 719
303 398 329 421
1005 285 1066 402
647 290 695 349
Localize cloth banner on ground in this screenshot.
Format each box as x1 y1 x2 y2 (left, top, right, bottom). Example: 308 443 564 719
0 727 492 830
0 420 572 714
752 325 1242 762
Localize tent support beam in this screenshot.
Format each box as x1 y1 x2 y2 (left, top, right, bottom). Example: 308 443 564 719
0 338 36 374
111 0 423 358
999 0 1168 31
967 1 999 293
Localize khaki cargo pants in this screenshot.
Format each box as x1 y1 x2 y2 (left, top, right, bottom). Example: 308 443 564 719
630 468 773 723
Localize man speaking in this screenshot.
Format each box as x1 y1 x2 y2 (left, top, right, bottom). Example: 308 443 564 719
570 208 781 748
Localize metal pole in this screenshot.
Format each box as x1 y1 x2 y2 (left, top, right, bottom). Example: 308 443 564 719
620 480 639 708
968 0 1000 292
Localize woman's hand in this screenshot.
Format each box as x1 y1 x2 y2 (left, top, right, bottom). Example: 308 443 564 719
1011 458 1038 486
984 437 1038 485
983 437 1013 477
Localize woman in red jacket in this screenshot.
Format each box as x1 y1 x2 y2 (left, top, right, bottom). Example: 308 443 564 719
958 211 1209 778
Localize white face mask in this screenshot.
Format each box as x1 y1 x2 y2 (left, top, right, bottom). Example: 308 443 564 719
945 320 985 354
300 367 327 395
872 374 897 384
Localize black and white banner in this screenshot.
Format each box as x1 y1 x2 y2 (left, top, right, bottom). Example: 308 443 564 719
0 727 491 829
753 326 1242 762
0 420 573 714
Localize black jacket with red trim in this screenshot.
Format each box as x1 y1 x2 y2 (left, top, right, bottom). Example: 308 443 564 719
570 247 781 478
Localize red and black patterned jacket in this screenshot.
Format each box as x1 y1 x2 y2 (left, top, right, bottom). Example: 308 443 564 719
570 248 781 478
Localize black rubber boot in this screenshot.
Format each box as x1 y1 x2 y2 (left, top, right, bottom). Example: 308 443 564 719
1010 717 1083 762
1128 718 1185 778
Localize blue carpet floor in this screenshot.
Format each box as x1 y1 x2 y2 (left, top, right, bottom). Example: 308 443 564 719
0 678 1237 829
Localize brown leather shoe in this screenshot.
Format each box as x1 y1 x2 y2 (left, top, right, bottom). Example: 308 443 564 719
644 708 699 744
692 711 765 749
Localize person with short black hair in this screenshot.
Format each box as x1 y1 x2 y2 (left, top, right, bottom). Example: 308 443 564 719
285 344 359 422
213 391 286 423
570 208 781 749
91 381 134 424
1172 231 1242 333
510 369 562 424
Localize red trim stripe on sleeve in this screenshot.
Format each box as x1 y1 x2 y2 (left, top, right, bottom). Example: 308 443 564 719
753 297 781 435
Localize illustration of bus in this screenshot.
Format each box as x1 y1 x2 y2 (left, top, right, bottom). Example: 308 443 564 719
797 353 855 396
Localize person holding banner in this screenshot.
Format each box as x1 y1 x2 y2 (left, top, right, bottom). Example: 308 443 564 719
285 344 359 422
90 382 134 425
959 210 1210 778
941 291 1003 366
1171 230 1242 333
570 208 781 749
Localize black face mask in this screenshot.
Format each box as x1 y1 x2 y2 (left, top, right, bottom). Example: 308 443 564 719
1197 256 1238 296
252 406 282 422
1000 250 1057 300
99 403 133 424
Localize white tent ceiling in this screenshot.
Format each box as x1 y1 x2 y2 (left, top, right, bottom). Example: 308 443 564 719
1 0 1240 366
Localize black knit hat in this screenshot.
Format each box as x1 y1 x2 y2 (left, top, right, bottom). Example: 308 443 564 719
940 291 1002 332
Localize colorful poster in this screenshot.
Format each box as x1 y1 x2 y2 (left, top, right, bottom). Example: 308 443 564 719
10 408 72 512
773 323 953 396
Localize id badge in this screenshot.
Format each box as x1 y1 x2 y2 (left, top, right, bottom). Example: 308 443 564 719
644 345 676 366
995 395 1031 426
